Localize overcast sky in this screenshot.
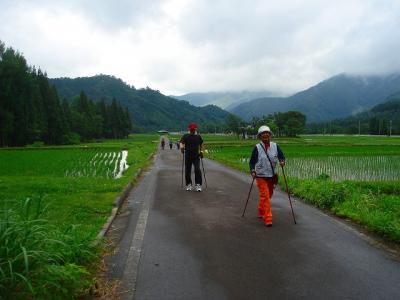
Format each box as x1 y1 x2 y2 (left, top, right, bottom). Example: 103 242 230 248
1 0 400 95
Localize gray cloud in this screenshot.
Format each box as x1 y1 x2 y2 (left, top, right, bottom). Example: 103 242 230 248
68 0 168 30
1 0 399 95
1 0 167 31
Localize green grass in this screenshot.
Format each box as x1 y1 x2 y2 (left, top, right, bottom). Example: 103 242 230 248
0 134 158 299
0 198 97 299
202 134 400 243
287 178 400 242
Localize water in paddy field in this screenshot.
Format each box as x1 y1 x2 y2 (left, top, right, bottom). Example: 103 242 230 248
63 150 129 179
114 150 129 179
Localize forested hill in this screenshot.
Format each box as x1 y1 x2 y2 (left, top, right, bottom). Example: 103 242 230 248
308 92 400 135
50 75 230 132
0 42 132 147
230 73 400 123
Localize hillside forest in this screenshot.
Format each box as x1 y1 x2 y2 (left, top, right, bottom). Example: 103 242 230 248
0 42 132 147
307 96 400 135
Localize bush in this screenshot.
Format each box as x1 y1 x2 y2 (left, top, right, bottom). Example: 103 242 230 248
66 133 81 145
26 141 45 147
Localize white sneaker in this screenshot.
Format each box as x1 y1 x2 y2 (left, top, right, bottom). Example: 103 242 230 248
186 184 192 191
195 184 202 192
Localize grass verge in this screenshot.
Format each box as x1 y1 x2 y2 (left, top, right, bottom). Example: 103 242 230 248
286 177 400 242
0 198 97 299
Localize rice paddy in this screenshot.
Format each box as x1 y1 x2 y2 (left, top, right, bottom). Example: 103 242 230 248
203 135 400 182
0 148 130 179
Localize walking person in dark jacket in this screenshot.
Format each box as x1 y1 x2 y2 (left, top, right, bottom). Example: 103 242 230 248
180 123 204 192
161 138 165 150
249 126 285 227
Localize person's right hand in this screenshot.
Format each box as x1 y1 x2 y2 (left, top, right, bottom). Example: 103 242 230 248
181 148 184 154
251 171 256 178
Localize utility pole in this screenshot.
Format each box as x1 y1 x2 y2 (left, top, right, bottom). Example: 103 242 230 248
358 120 361 135
389 120 392 137
378 119 381 135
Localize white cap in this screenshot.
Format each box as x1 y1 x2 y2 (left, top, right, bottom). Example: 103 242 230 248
257 125 272 136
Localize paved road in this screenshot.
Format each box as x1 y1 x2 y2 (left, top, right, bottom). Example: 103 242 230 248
105 145 400 300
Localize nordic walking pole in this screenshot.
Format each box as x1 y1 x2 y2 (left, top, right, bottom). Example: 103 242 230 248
241 177 255 217
181 150 185 188
200 157 208 188
280 165 297 224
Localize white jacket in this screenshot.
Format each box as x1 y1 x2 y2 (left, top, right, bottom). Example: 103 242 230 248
255 142 278 178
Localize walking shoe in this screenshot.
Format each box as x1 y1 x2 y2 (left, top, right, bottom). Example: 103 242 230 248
195 184 202 192
265 222 273 227
186 184 192 191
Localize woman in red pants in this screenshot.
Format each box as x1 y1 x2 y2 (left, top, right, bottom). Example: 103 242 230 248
249 126 285 227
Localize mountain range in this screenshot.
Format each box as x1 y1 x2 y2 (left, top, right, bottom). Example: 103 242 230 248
170 91 277 110
50 72 400 131
50 75 230 132
229 73 400 122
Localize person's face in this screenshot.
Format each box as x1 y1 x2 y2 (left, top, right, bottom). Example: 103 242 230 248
260 131 271 142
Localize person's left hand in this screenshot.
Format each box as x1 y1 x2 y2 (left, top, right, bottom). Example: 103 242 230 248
279 160 285 167
199 151 204 159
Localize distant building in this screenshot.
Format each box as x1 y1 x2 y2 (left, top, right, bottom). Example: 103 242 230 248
157 130 169 134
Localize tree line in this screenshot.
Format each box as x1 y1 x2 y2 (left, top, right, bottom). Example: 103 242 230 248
306 98 400 136
225 98 399 137
225 111 306 138
0 41 132 147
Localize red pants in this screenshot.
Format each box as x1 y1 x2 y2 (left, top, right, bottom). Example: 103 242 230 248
256 178 275 224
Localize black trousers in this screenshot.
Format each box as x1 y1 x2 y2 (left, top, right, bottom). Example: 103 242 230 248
185 155 202 185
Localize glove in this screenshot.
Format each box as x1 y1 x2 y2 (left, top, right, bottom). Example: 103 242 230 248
199 151 204 158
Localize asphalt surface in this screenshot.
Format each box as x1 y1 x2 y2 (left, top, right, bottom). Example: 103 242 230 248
105 143 400 300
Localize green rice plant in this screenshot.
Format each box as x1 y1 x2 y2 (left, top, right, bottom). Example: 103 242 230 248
283 156 400 181
0 148 132 179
